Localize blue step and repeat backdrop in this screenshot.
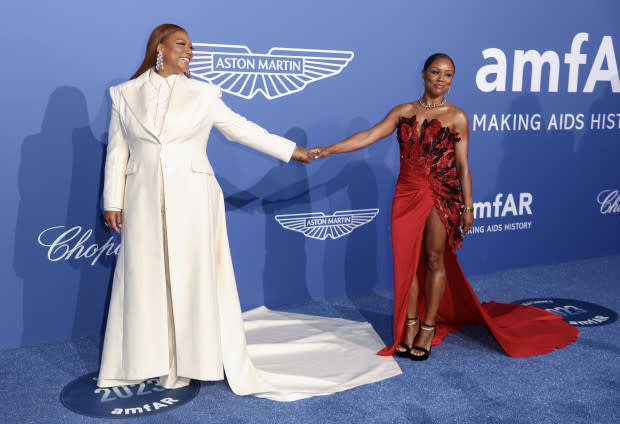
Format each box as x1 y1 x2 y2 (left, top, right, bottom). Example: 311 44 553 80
1 0 618 350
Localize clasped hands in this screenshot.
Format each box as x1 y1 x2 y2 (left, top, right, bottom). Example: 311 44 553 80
106 146 332 233
291 146 331 164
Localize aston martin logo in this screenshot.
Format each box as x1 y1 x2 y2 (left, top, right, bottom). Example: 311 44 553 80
190 43 354 99
275 209 379 240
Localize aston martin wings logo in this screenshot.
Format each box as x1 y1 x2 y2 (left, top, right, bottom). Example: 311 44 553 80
190 43 354 99
275 209 379 240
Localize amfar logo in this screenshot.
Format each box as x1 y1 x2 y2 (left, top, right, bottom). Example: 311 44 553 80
468 193 533 235
476 32 619 93
275 209 379 240
597 189 620 215
473 192 533 219
189 43 354 99
61 373 199 418
515 298 618 327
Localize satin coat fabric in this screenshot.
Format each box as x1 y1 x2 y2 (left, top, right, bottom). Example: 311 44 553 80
97 70 401 400
98 70 295 387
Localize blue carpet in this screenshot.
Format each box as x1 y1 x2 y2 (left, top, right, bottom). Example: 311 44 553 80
1 255 618 423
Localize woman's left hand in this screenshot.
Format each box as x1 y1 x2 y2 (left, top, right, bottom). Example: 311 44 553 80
459 210 474 235
310 147 330 159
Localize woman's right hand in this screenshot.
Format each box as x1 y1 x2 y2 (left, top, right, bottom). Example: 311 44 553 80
104 211 123 233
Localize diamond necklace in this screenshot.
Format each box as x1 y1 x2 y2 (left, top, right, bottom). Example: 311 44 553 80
418 98 446 109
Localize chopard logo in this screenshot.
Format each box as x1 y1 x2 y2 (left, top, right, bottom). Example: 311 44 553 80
275 209 379 240
597 189 620 215
190 43 354 99
38 226 120 266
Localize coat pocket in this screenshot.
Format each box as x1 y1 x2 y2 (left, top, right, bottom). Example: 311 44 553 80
191 158 214 175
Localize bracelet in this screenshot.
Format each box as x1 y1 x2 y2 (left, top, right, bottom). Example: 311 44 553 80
463 206 474 213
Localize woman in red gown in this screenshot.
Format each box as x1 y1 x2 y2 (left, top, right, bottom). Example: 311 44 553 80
313 54 578 359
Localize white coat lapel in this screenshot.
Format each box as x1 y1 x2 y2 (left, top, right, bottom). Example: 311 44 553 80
121 71 159 141
159 75 202 142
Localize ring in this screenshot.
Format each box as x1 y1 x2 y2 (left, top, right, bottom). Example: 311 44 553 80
104 222 109 228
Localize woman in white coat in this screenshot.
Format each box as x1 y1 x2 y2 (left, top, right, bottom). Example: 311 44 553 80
98 24 400 401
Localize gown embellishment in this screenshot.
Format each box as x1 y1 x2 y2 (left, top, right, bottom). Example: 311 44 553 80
396 115 464 250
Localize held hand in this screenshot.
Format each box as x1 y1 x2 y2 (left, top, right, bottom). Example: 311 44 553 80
310 147 331 159
104 210 123 233
459 210 474 235
292 145 314 164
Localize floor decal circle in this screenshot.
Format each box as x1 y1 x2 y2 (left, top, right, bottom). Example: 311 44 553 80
514 298 618 326
60 372 200 418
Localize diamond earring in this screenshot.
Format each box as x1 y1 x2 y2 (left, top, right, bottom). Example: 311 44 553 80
156 51 164 71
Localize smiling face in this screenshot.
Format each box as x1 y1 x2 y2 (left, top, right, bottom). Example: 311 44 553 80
422 58 454 98
157 30 193 75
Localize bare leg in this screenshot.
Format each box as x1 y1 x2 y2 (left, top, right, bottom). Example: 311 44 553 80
411 207 447 357
395 274 420 353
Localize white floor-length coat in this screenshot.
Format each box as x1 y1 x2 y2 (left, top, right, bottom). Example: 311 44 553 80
97 70 400 401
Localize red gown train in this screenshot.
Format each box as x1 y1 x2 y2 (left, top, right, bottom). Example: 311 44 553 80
378 116 578 358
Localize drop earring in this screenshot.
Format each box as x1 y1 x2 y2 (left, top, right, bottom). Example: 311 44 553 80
156 51 164 71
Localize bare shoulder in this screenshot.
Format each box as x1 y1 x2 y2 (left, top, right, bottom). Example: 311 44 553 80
447 103 467 121
390 102 416 119
445 103 468 128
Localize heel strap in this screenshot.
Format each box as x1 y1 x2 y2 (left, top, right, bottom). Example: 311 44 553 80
405 317 419 327
420 323 436 331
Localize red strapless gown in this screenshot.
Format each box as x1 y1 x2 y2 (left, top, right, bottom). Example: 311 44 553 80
378 116 578 357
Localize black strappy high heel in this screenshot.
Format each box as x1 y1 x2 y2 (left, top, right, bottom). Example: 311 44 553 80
410 323 436 361
396 317 420 358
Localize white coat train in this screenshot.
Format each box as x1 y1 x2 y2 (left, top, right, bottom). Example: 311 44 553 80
97 70 401 401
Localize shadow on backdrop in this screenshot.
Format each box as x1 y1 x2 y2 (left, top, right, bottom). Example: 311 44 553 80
311 117 397 328
494 94 578 272
67 86 116 345
14 87 90 347
220 127 312 307
14 86 121 357
575 90 619 258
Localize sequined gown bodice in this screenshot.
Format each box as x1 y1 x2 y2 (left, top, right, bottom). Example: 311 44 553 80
396 115 464 249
